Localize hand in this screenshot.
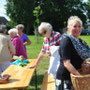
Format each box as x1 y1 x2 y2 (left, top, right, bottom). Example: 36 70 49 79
28 64 37 69
47 51 51 56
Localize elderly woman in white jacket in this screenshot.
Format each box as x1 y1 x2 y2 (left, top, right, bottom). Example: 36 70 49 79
0 26 15 74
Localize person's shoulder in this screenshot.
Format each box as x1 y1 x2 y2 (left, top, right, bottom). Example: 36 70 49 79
5 35 11 40
16 36 22 41
62 36 70 40
61 36 71 44
2 35 12 42
52 30 61 34
13 37 23 44
13 36 19 41
0 35 12 42
60 36 72 49
52 31 61 37
23 33 28 36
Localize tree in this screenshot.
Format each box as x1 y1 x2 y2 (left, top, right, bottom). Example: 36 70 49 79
86 0 90 21
6 0 36 34
5 0 88 34
33 6 42 43
38 0 87 33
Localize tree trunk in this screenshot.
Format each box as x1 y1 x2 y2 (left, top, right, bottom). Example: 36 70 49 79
26 23 30 34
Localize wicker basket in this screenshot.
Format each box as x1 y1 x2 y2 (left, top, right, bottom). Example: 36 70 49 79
71 65 90 90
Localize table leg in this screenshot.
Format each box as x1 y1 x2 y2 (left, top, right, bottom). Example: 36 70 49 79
35 69 37 90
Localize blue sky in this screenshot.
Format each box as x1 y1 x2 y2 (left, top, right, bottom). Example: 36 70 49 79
0 0 88 21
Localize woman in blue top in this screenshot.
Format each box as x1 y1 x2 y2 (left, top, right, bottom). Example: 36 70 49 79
16 24 31 52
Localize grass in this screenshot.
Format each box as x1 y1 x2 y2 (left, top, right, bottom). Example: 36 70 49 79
26 35 49 90
26 35 90 90
79 35 90 45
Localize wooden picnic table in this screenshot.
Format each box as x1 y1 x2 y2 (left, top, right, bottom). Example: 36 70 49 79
0 59 37 90
41 71 55 90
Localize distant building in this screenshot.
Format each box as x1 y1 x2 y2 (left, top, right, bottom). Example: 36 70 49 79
0 16 8 25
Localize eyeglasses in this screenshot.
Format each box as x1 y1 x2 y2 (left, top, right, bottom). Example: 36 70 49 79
41 30 47 35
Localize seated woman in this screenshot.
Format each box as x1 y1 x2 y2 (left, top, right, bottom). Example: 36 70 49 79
8 28 27 59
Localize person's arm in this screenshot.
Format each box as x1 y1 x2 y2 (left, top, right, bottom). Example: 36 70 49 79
28 37 48 69
23 34 31 45
28 51 45 69
24 40 31 45
63 59 80 75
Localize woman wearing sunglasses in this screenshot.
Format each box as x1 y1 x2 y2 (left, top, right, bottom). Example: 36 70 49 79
28 22 62 76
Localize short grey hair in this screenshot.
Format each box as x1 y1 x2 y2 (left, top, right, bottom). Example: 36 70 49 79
67 16 82 27
8 28 18 36
38 22 53 33
16 24 24 30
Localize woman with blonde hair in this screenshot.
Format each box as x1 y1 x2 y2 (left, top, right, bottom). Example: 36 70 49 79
56 16 90 90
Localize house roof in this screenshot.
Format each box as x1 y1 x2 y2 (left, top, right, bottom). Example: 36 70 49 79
0 16 8 25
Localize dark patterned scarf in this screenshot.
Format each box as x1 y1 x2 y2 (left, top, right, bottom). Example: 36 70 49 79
62 34 90 60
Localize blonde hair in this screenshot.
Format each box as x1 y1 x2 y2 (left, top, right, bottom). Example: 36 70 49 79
67 16 82 27
38 22 53 33
8 28 18 36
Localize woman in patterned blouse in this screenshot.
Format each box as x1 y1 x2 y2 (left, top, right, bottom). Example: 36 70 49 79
28 22 62 69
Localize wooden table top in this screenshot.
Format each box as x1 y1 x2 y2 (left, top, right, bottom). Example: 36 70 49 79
0 59 36 89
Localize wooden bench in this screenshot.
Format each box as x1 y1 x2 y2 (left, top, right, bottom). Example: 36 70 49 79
0 59 37 90
41 71 55 90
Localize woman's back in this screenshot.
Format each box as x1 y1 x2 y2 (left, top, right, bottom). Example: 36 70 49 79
0 34 15 62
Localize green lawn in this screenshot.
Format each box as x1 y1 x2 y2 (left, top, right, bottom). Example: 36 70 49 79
26 35 90 90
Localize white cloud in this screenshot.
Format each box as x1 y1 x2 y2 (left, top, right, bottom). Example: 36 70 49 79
0 0 10 21
0 8 6 13
0 8 10 21
83 0 88 2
